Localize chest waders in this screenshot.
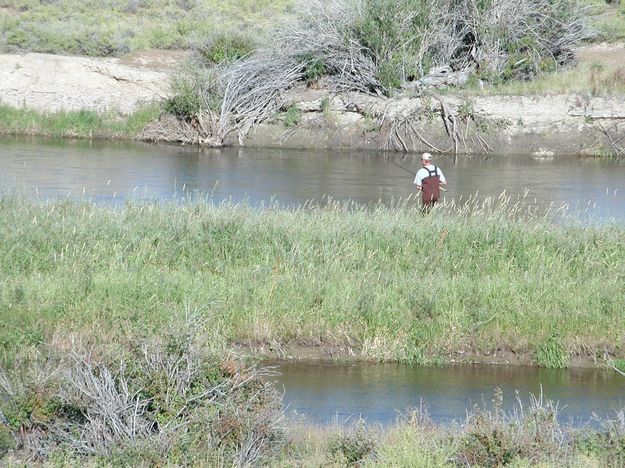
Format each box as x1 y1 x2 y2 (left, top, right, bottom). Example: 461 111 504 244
421 166 441 208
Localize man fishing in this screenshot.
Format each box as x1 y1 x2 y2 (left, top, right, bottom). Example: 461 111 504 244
414 152 446 212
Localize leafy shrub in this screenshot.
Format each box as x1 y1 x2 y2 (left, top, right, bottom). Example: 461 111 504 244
351 0 425 88
299 53 327 85
576 411 625 465
283 105 302 128
163 62 220 117
196 32 257 65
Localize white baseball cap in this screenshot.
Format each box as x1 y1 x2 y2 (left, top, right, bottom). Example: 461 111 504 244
422 152 433 161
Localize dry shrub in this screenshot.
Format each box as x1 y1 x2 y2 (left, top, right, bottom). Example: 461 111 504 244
164 0 589 147
0 310 284 465
454 389 567 466
328 420 376 465
603 66 625 91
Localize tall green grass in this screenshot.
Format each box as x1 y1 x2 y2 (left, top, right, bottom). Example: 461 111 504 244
0 104 160 139
1 196 623 367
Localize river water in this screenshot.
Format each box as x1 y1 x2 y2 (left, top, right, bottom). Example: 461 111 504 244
1 136 624 221
2 136 624 425
268 362 624 427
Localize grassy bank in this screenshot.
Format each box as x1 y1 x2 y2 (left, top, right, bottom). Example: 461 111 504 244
0 0 621 59
0 104 160 139
1 197 624 368
1 197 624 464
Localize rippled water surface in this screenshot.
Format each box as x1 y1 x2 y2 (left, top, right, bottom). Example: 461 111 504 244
1 137 624 221
267 362 625 426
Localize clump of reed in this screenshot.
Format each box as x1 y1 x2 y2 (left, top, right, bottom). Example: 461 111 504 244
1 194 623 368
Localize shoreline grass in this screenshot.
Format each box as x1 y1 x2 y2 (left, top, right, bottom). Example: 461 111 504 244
1 325 624 466
1 196 623 369
1 196 624 464
0 104 160 140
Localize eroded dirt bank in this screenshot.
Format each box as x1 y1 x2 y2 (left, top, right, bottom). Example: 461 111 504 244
1 49 624 155
0 51 183 113
242 90 625 156
236 341 615 369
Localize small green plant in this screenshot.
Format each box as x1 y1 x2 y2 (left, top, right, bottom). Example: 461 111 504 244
457 98 476 120
300 54 327 86
536 335 570 368
196 32 256 65
283 105 302 128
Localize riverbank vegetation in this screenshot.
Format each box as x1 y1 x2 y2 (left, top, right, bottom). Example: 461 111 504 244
159 0 591 146
1 0 622 58
0 104 160 140
2 328 624 465
0 312 286 465
1 196 623 368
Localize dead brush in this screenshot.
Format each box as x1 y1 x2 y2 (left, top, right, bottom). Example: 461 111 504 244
0 310 285 465
162 0 589 147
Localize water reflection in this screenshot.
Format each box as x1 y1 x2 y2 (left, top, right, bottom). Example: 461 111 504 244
268 362 625 426
0 136 623 221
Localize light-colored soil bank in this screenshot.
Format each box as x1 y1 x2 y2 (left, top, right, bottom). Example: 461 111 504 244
0 51 182 114
1 49 624 155
242 89 625 156
238 342 608 369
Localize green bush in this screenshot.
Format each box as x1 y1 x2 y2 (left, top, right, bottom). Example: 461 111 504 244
299 54 327 85
352 0 425 87
163 61 223 118
283 105 301 127
536 335 570 368
196 32 257 65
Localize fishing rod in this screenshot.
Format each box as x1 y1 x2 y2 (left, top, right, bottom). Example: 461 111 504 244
388 157 417 176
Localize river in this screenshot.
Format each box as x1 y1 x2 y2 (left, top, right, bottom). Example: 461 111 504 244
268 361 624 427
1 136 624 222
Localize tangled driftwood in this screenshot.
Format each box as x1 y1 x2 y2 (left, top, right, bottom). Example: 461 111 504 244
161 0 589 147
